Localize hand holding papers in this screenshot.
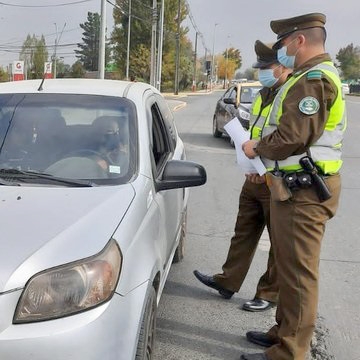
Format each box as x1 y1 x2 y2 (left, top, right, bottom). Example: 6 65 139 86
224 118 267 176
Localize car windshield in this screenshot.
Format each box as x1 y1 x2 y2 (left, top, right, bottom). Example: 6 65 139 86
240 86 262 104
0 93 137 185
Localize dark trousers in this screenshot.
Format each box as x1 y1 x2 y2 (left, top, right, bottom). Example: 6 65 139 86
265 174 341 360
213 178 278 302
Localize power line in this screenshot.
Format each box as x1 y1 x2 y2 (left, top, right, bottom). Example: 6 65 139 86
185 0 210 54
0 0 93 7
106 0 152 28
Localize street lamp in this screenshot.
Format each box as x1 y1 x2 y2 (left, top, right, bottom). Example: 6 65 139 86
211 23 218 90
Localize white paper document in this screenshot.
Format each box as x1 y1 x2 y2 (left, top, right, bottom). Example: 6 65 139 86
224 118 267 176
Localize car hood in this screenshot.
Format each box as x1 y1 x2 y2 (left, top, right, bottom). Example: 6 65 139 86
0 184 135 293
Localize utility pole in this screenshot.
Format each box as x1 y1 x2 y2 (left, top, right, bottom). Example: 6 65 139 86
224 35 231 89
125 0 132 80
192 32 198 92
150 0 157 87
174 0 181 95
53 22 66 79
98 0 106 79
156 0 165 91
211 23 218 91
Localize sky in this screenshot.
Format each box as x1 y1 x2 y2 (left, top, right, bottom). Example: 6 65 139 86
0 0 360 72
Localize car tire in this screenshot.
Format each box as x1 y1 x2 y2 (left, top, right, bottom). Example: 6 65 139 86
229 138 235 147
173 209 187 263
212 116 222 138
135 287 157 360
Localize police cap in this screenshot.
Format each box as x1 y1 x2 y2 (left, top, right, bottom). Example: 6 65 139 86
252 40 278 69
271 12 326 49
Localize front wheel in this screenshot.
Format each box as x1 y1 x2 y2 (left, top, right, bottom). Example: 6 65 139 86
213 116 222 138
135 287 157 360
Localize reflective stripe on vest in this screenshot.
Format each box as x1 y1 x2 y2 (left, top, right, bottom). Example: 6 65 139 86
249 94 271 141
261 61 346 174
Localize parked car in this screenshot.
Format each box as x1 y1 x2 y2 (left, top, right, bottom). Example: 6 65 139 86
0 79 206 360
342 83 350 95
213 81 262 141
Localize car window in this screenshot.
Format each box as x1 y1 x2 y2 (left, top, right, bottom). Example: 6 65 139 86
154 94 177 149
222 86 237 100
240 86 262 103
150 103 172 174
0 93 137 185
228 87 237 100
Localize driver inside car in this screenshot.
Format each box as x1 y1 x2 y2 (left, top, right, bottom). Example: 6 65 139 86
91 115 129 174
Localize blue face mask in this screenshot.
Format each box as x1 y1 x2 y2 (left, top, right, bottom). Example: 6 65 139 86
277 45 296 69
258 69 279 88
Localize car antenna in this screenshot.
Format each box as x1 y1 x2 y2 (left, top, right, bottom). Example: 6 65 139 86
37 74 46 91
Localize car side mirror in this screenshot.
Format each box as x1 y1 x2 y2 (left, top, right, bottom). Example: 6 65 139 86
156 160 207 191
223 98 238 108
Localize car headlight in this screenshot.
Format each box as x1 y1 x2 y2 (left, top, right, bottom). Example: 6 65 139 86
239 109 250 121
14 239 122 323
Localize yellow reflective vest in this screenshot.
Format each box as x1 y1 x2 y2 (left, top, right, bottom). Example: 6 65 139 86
249 94 272 141
261 61 346 174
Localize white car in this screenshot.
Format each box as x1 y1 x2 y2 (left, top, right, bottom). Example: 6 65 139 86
0 79 206 360
342 83 350 95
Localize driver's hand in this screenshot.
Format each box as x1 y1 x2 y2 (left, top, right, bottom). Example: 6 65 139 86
97 159 108 170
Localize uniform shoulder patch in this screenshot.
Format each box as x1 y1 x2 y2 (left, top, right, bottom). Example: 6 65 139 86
306 70 323 81
299 96 320 115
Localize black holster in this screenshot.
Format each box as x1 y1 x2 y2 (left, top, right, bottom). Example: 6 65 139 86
299 156 332 202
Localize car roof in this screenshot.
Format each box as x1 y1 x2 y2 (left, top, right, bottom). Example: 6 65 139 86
0 79 156 98
239 81 262 88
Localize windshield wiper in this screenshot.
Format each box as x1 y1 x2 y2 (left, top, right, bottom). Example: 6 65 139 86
0 177 21 186
0 169 96 187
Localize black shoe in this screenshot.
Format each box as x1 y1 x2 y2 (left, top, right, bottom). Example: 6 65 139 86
240 353 268 360
242 298 275 312
246 331 278 348
193 270 234 299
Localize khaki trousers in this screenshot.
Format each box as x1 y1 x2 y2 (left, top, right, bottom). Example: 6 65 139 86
265 174 341 360
213 179 278 302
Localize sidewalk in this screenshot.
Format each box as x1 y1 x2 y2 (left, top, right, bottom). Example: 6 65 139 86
164 86 224 112
162 85 224 100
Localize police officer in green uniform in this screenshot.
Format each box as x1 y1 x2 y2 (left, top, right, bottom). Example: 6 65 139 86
193 41 292 312
242 13 346 360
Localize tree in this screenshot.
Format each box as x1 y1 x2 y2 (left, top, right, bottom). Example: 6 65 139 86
20 34 49 79
70 61 86 78
111 0 153 79
33 35 48 79
75 12 110 72
111 0 192 90
55 59 71 78
336 43 360 80
223 47 242 70
0 66 9 82
217 54 237 84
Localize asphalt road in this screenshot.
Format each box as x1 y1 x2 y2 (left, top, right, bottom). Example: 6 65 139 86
155 91 360 360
